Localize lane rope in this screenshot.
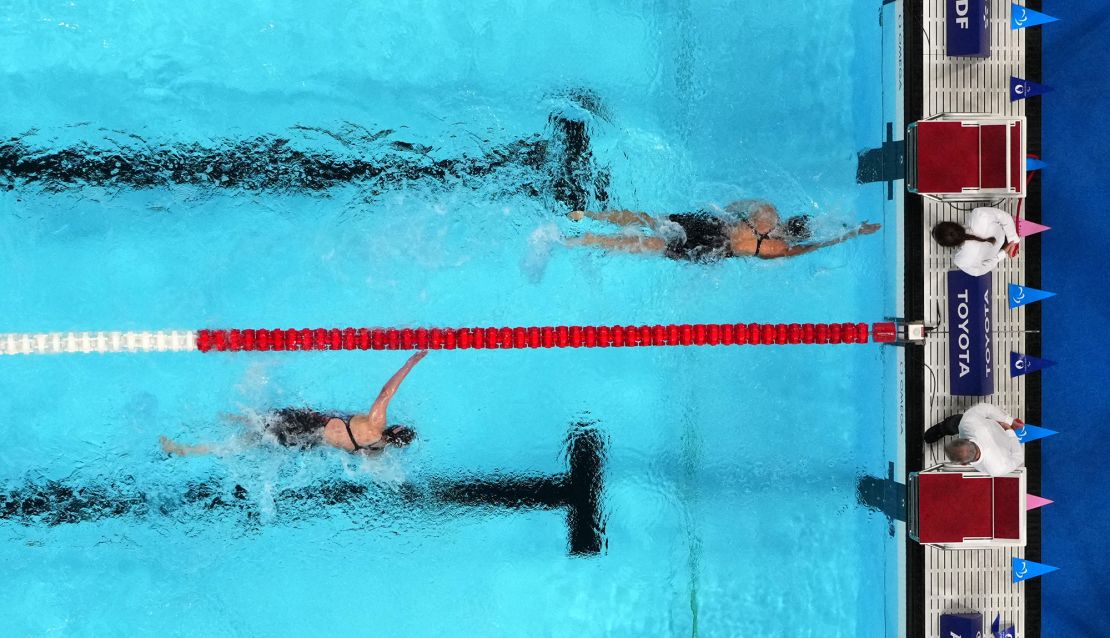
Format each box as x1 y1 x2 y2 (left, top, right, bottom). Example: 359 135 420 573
1 323 899 356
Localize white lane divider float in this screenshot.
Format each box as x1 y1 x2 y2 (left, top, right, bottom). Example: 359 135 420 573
0 331 197 356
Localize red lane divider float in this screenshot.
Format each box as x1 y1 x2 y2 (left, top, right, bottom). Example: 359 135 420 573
197 322 899 352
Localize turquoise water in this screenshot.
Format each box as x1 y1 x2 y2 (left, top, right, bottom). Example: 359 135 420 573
0 1 898 636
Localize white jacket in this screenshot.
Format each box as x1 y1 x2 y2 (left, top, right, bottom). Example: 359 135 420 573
958 403 1024 476
953 207 1020 277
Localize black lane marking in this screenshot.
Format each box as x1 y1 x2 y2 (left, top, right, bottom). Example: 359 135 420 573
0 133 548 194
0 423 607 556
433 424 607 555
855 122 904 200
548 115 609 212
2 115 609 212
856 462 906 535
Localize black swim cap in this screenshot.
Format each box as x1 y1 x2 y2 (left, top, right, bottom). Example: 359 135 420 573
783 215 812 240
383 425 416 447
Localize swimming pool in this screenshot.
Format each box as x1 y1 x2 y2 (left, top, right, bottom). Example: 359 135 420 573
0 1 900 635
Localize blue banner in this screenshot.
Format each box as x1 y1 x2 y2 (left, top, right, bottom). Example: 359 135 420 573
1011 76 1053 101
1012 557 1058 583
947 0 991 57
1015 424 1058 444
948 271 994 395
1009 283 1056 308
1011 351 1056 377
940 613 982 638
1026 157 1048 171
1011 4 1059 30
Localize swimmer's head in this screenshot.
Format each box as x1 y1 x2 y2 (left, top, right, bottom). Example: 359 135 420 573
781 215 812 241
944 438 977 465
749 205 781 235
932 221 967 247
383 425 416 447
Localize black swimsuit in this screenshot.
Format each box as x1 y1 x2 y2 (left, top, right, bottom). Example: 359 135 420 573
741 218 772 256
663 213 735 262
268 408 382 452
343 420 385 452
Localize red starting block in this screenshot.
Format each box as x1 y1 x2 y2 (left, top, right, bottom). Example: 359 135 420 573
907 114 1027 202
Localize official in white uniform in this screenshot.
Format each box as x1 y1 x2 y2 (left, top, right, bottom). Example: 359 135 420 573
931 207 1021 276
924 403 1025 476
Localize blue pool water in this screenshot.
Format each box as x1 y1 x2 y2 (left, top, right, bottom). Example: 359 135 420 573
0 2 899 636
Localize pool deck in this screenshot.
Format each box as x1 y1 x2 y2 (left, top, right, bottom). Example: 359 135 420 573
902 0 1044 636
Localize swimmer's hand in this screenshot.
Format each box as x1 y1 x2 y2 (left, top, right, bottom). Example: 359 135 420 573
1004 241 1020 258
858 222 881 235
568 210 585 222
409 350 429 363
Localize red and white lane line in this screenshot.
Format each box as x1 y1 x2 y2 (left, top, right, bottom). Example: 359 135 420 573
0 323 898 356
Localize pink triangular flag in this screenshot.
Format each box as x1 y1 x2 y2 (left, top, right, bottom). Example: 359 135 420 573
1017 217 1051 237
1026 494 1054 510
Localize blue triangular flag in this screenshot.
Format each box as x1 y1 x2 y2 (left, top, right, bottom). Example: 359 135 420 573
1011 76 1054 101
1012 557 1058 582
1009 283 1056 308
1026 157 1048 171
1015 424 1058 444
993 613 1016 638
1011 351 1056 376
1012 4 1059 30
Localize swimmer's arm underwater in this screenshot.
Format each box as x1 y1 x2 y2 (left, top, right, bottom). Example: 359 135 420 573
755 222 881 259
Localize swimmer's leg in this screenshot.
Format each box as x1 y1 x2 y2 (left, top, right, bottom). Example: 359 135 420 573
564 233 667 254
568 209 661 229
160 435 214 457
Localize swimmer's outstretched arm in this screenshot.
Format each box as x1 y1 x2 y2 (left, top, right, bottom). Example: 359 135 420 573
567 209 660 229
367 350 429 429
755 222 881 259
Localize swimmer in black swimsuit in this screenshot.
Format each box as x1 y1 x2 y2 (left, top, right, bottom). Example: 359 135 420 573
563 199 880 261
160 350 427 456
